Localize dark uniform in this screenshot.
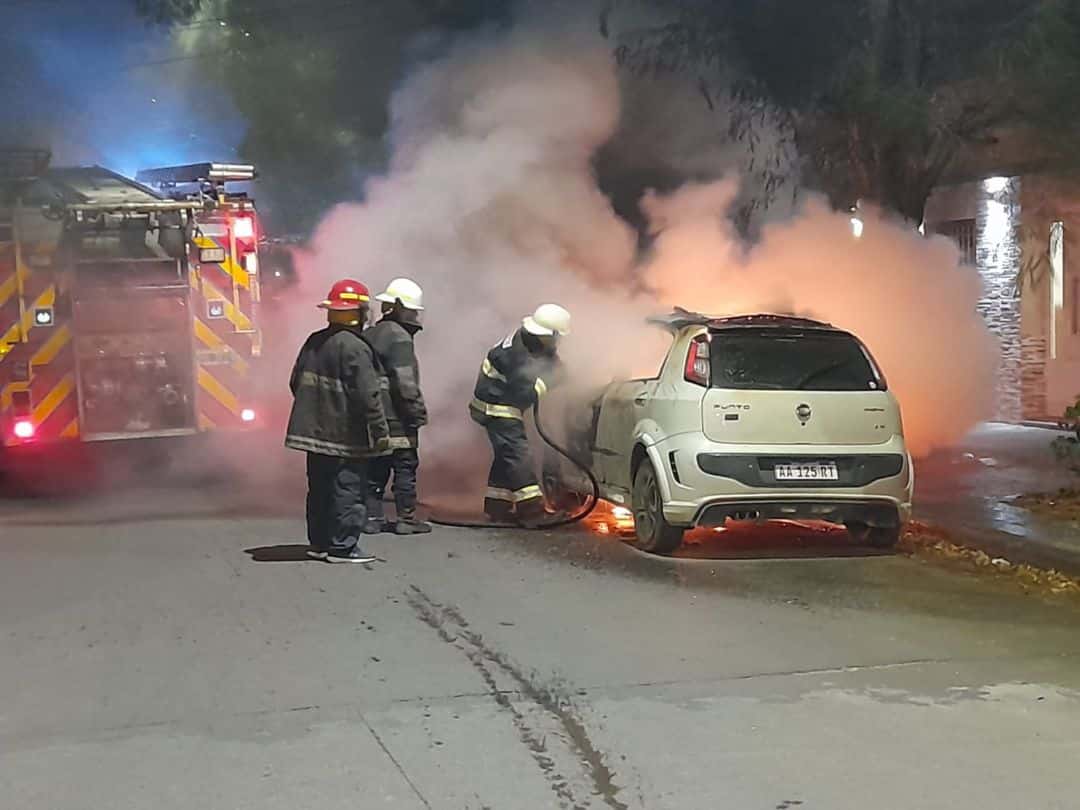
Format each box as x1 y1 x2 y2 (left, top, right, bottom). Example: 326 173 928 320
364 314 429 530
286 325 389 554
470 328 563 521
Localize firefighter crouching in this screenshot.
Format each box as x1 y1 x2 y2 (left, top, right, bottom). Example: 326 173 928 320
363 278 432 535
286 279 388 564
470 304 571 525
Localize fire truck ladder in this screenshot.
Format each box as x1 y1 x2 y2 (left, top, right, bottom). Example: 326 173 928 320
135 162 256 195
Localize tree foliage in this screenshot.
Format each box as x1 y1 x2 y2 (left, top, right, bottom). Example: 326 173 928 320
612 0 1080 222
134 0 512 231
136 0 1080 227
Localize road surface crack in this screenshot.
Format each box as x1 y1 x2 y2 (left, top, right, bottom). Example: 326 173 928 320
361 714 434 810
406 585 629 810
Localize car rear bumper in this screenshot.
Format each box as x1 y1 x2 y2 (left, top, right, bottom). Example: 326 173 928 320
647 433 914 528
693 497 903 529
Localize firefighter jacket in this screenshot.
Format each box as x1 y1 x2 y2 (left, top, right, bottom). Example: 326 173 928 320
471 328 564 422
285 325 390 458
364 316 428 449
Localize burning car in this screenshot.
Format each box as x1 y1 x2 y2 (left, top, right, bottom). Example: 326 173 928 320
568 310 914 553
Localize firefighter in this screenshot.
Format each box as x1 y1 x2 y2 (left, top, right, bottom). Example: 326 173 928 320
363 278 431 535
470 304 571 525
286 279 389 563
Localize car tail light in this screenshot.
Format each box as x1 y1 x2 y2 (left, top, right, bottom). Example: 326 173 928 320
684 336 710 386
240 408 256 423
13 420 35 440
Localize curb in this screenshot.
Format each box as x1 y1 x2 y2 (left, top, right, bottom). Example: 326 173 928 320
902 520 1080 596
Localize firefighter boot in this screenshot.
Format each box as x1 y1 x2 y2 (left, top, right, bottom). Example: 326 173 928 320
363 496 386 534
484 495 515 523
515 497 547 529
395 508 432 535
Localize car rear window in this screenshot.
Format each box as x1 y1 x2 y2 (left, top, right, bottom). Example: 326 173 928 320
709 330 884 391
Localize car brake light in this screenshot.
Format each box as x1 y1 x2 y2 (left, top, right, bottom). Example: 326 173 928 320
233 216 255 240
13 420 34 440
684 336 710 386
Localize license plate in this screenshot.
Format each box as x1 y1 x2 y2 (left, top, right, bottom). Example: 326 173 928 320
774 462 839 481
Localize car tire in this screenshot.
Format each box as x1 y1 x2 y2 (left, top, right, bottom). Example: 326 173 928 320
631 460 685 554
846 522 900 549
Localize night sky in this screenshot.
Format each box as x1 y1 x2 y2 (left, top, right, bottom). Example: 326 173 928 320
1 0 243 175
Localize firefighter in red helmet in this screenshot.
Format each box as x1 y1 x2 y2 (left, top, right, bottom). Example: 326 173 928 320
286 279 389 563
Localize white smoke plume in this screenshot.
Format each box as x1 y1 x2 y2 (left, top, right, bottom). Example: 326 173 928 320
280 16 996 495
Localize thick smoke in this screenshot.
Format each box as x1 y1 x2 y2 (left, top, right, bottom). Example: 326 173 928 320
283 18 996 494
641 182 999 456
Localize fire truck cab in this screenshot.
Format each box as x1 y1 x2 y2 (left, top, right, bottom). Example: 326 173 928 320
0 152 264 457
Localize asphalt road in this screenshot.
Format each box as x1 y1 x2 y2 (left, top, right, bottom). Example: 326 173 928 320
2 477 1080 810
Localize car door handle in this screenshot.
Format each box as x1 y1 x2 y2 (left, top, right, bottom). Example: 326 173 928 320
633 396 647 407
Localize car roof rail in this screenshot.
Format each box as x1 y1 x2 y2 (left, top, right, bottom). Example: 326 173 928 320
646 309 836 331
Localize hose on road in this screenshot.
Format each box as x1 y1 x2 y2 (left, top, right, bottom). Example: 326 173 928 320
422 397 600 530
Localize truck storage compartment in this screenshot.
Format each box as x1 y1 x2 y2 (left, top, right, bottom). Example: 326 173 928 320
73 261 196 440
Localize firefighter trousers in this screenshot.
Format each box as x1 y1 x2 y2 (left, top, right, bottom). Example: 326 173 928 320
482 418 544 520
306 453 370 553
369 448 420 519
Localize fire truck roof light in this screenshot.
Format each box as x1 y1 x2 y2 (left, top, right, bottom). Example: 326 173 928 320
241 408 256 423
233 217 255 239
208 163 256 181
13 420 34 440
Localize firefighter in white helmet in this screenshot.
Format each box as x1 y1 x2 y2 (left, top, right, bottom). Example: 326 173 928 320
470 304 571 525
363 278 431 535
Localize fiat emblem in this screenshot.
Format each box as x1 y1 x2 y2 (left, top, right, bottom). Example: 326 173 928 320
796 403 812 424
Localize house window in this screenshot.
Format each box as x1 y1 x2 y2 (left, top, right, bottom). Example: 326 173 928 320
1050 222 1065 359
936 219 977 264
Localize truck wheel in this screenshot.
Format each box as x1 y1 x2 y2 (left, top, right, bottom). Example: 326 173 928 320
846 522 900 549
631 460 684 554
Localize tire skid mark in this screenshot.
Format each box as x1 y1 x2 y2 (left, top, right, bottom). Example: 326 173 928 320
406 585 629 810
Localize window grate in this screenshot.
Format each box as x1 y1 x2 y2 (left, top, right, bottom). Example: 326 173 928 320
936 219 977 265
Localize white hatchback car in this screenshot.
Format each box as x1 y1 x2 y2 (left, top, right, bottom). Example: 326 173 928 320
573 311 913 553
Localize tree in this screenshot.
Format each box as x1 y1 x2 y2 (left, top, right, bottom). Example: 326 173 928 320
134 0 513 231
610 0 1080 223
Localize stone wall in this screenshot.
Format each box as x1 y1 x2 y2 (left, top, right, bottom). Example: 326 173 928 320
925 178 1024 421
974 178 1024 421
1021 336 1048 420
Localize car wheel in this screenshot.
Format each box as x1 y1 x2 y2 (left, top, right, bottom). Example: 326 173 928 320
631 460 685 554
845 522 900 549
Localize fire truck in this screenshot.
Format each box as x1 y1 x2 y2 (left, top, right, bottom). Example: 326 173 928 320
0 151 265 458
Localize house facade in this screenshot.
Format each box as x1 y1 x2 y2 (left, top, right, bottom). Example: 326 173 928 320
925 174 1080 423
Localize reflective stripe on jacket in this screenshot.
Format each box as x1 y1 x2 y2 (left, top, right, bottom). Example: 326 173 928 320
470 328 561 421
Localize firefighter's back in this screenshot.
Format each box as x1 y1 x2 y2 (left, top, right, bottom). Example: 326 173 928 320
286 326 372 457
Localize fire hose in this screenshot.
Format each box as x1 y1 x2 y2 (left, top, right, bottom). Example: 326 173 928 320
421 396 600 530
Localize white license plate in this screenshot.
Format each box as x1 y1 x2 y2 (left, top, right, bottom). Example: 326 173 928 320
774 462 839 481
199 247 227 263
